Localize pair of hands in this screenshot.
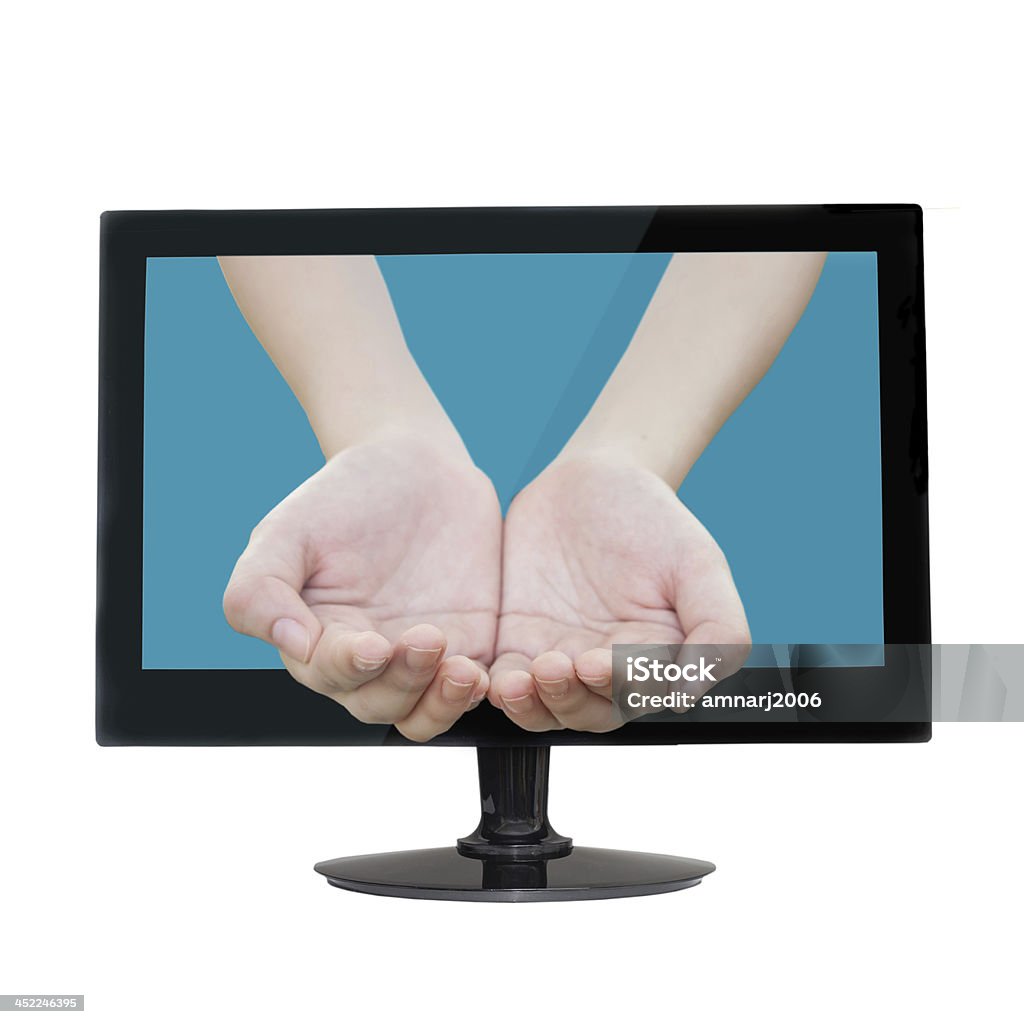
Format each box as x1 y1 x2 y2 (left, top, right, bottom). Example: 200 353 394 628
223 435 751 741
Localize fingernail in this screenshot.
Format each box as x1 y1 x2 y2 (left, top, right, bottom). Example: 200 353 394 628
405 645 443 672
441 676 475 704
271 618 311 663
577 674 609 689
502 693 535 715
353 654 389 672
535 676 569 697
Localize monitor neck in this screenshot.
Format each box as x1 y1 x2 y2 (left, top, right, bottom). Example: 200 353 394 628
457 746 573 860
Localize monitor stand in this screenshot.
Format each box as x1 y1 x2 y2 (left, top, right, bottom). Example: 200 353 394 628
314 746 714 902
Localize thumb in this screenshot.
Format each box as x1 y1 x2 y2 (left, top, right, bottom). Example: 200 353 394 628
672 548 752 684
223 529 323 664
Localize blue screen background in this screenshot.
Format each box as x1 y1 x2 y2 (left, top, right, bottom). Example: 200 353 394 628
143 252 882 668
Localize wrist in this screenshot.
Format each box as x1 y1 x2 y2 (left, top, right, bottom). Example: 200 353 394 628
554 433 694 491
304 365 469 463
310 374 475 468
315 413 471 464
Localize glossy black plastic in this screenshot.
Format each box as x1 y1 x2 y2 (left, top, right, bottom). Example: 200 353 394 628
457 746 572 859
315 747 715 902
97 205 929 748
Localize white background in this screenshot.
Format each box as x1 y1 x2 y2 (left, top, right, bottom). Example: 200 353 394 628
1 2 1020 1022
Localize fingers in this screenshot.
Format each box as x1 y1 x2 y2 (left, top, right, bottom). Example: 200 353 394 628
537 648 623 732
287 623 487 741
395 655 489 743
490 652 563 730
223 537 322 664
572 648 613 694
486 652 531 707
283 623 395 695
492 648 623 733
341 624 448 723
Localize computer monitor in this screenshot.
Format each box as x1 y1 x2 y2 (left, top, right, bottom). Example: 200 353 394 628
97 205 929 901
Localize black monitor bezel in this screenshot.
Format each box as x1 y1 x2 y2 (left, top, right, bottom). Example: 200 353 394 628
97 205 929 746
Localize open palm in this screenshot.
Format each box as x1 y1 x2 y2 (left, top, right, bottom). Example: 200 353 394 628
490 454 751 732
224 437 501 741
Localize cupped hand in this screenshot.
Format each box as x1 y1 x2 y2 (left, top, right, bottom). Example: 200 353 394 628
223 436 502 741
489 452 751 732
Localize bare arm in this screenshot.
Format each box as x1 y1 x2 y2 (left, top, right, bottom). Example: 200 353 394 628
559 251 827 488
217 255 465 459
216 256 499 740
489 251 827 733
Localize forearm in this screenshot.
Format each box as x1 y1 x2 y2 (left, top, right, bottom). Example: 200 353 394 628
559 251 827 488
218 255 465 459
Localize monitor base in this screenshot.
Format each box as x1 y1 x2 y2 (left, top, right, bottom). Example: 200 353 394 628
315 746 715 902
315 845 714 902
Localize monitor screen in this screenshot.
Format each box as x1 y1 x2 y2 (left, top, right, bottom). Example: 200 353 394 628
143 251 883 668
97 207 929 745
